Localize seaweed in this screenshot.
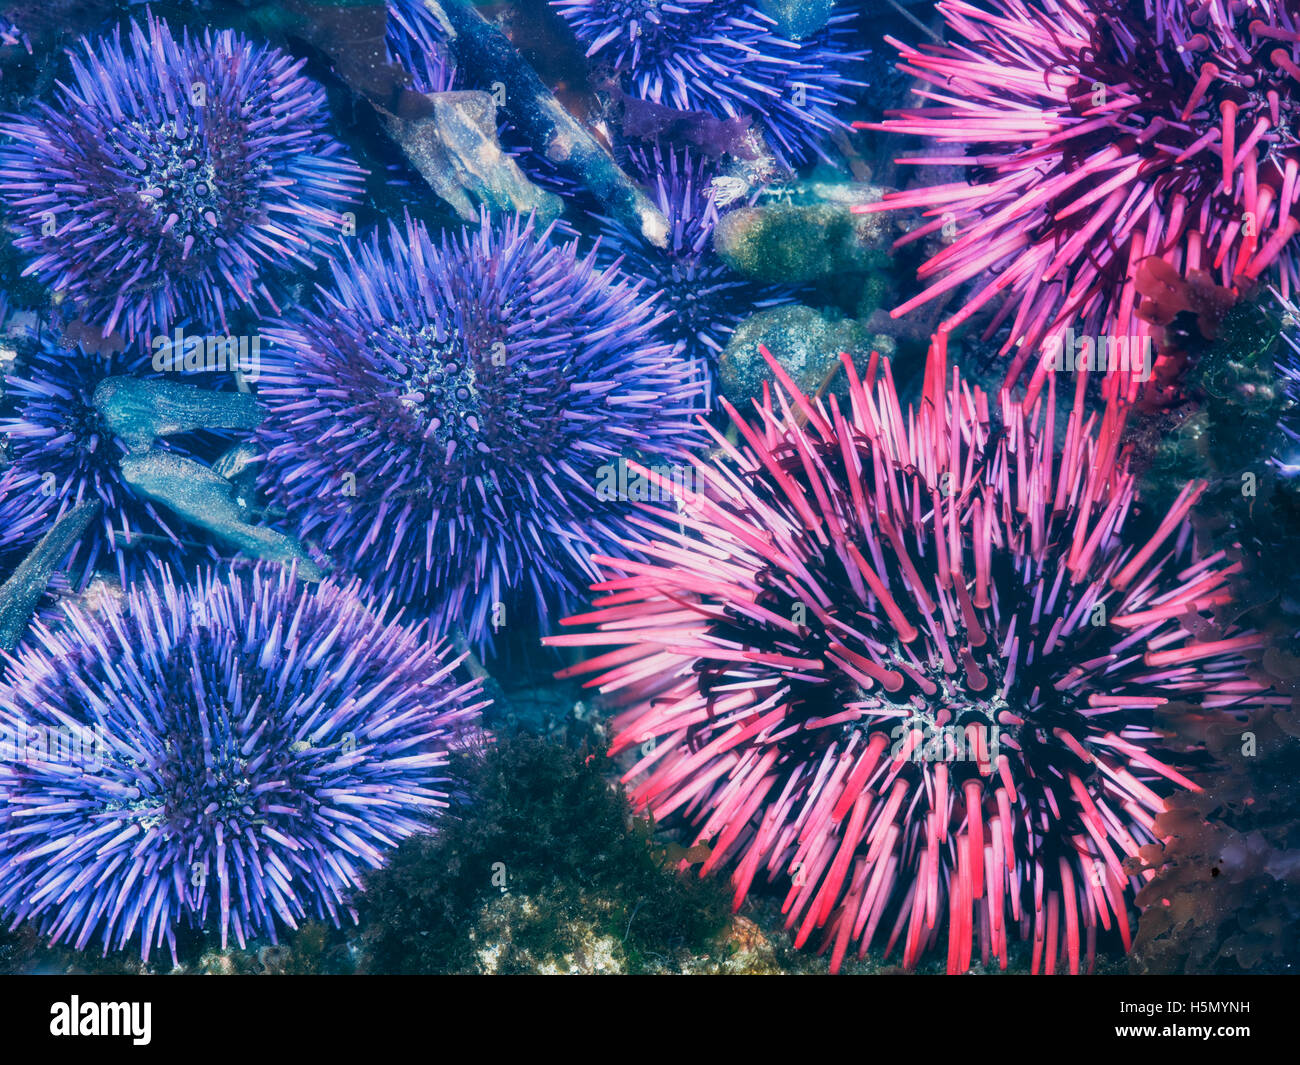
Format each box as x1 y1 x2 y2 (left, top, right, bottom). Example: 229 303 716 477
358 733 731 974
1123 293 1300 973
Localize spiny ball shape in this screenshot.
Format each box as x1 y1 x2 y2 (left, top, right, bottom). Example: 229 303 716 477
0 566 486 962
0 16 364 345
552 0 865 167
0 340 191 587
255 214 707 648
862 0 1300 404
548 340 1279 974
598 145 795 400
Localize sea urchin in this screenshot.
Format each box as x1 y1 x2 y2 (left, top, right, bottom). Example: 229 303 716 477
549 340 1278 973
0 565 485 962
861 0 1300 403
552 0 865 167
0 15 364 345
255 213 707 648
596 144 795 400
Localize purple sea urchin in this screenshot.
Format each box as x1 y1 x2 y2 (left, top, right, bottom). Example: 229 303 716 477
0 16 364 345
0 565 486 961
255 213 707 648
861 0 1300 404
0 340 192 586
597 145 795 400
552 0 865 167
548 341 1279 974
0 466 49 567
387 0 457 94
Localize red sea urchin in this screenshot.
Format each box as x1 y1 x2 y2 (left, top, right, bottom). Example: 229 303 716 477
860 0 1300 403
547 340 1279 973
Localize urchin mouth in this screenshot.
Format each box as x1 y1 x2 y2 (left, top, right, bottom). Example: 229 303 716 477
120 123 234 255
847 670 1011 770
394 354 527 472
152 644 291 834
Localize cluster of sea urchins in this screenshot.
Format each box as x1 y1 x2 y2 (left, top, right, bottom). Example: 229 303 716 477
548 341 1279 973
0 15 363 345
0 566 485 962
255 213 707 648
551 0 866 166
860 0 1300 403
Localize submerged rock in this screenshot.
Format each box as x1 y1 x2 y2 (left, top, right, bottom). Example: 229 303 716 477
385 90 563 224
359 734 730 975
718 304 893 408
756 0 835 39
93 376 263 452
119 450 322 579
211 441 263 506
0 500 99 650
429 0 670 247
712 195 895 284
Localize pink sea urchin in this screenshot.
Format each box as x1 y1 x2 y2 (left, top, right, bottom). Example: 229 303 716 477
860 0 1300 403
547 341 1279 973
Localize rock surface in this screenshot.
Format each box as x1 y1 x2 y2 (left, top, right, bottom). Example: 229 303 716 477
93 376 263 452
0 500 99 649
756 0 835 39
718 304 894 409
385 90 563 224
119 450 322 579
431 0 670 246
712 193 895 284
